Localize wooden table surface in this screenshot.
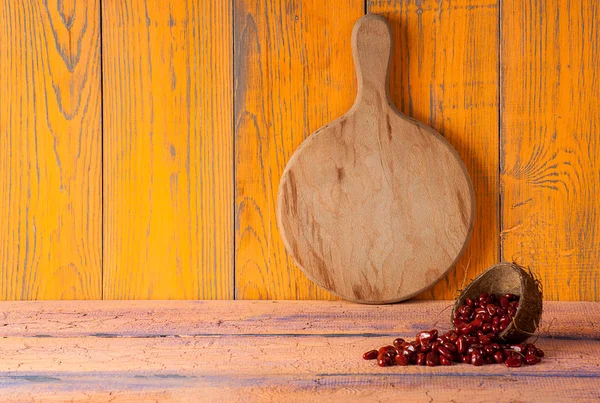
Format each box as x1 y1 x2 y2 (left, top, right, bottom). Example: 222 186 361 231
0 300 598 402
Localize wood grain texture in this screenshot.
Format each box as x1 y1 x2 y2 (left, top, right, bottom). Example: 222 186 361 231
0 0 102 299
368 0 500 300
234 0 364 300
501 1 600 301
0 300 597 339
0 301 598 402
277 14 474 303
102 0 233 299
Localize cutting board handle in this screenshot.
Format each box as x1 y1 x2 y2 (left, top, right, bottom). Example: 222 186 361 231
352 14 392 103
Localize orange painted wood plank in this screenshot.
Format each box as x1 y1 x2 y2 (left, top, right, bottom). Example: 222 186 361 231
0 300 596 339
0 301 598 401
102 1 233 299
501 1 600 301
368 0 500 299
234 0 364 299
0 0 102 299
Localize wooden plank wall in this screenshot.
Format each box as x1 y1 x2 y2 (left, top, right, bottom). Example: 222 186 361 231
0 0 102 299
501 0 600 301
0 0 598 301
102 0 233 299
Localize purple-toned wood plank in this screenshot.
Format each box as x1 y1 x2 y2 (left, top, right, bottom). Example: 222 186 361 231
0 301 597 339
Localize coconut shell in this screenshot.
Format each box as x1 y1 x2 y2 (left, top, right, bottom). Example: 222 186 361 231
452 262 543 344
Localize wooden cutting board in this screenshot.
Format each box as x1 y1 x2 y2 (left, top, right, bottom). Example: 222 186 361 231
277 14 475 304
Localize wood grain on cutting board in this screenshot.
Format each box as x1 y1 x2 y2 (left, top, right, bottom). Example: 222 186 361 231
501 0 600 301
276 14 475 303
0 0 102 299
102 0 233 299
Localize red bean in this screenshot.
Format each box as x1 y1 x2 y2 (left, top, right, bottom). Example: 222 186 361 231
465 336 479 346
483 345 496 356
437 345 454 361
416 352 426 366
471 351 485 366
459 305 472 316
363 350 378 360
439 355 452 366
362 293 541 370
416 331 433 346
525 353 541 365
442 342 457 353
504 356 523 368
404 344 417 353
402 349 415 363
475 312 492 323
383 349 397 359
393 338 405 349
378 345 395 355
471 319 483 330
479 335 493 345
467 344 483 355
395 354 409 366
457 323 474 335
456 336 467 354
378 355 393 367
426 352 439 367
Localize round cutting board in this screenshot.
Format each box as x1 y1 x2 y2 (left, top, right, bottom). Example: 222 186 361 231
276 14 475 304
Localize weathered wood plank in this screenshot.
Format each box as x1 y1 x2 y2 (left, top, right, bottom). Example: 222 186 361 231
0 0 102 299
0 301 597 401
501 1 600 301
0 301 597 339
1 372 598 402
0 337 597 402
1 336 598 373
102 0 233 299
234 0 363 299
368 0 500 299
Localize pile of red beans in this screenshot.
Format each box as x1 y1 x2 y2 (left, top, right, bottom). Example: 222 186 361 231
363 292 544 368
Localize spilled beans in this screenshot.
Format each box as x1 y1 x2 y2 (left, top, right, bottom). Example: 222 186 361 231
362 292 544 368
